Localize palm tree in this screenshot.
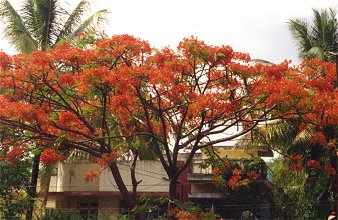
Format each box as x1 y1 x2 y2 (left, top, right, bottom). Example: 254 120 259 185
288 8 337 62
288 8 338 217
0 0 109 54
239 120 336 219
0 1 109 219
235 8 337 219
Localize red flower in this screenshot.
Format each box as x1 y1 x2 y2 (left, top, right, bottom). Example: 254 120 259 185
248 170 261 180
6 146 28 163
232 168 242 176
324 164 336 175
288 154 304 172
213 167 219 175
40 148 64 166
241 178 250 185
289 153 302 162
327 138 337 150
309 132 327 146
97 151 121 168
228 175 242 190
307 160 322 169
84 168 100 182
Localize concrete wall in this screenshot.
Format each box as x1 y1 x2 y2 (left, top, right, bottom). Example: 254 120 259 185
203 149 258 159
100 160 169 192
52 160 169 193
56 163 100 192
191 181 219 194
46 160 169 219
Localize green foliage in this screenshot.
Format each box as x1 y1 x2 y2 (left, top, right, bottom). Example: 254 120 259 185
169 199 220 220
0 0 109 53
121 196 169 219
116 196 219 220
288 8 338 62
202 156 267 192
0 159 32 220
239 118 336 219
268 157 334 220
37 210 82 220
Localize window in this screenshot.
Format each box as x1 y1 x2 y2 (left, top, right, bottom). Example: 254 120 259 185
78 201 98 220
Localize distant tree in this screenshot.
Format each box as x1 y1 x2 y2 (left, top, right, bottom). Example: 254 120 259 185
240 116 337 219
268 151 334 219
0 152 31 220
288 8 338 62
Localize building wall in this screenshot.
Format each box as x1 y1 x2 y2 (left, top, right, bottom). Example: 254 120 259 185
56 163 100 192
191 181 219 194
203 149 258 159
99 160 169 192
50 160 169 193
47 160 169 218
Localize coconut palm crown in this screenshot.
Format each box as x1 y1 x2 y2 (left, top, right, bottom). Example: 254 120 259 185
0 0 109 54
288 8 337 62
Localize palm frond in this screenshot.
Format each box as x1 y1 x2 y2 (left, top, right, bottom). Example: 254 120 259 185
289 7 338 62
56 0 91 41
237 120 301 154
38 0 65 50
19 0 66 50
306 46 325 60
312 9 326 45
288 18 313 60
250 59 274 65
20 0 44 43
68 9 110 40
0 0 37 53
292 127 315 145
311 8 338 62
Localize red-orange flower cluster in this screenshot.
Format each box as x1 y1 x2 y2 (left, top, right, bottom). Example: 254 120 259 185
288 154 305 172
227 169 251 191
324 164 336 175
307 160 322 169
170 207 220 220
40 148 65 166
97 151 121 168
309 132 327 146
6 146 28 163
84 168 100 182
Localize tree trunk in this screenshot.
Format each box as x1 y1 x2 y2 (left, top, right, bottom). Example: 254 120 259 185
169 179 178 199
108 162 148 220
39 165 53 214
167 177 179 219
108 162 137 209
26 153 41 220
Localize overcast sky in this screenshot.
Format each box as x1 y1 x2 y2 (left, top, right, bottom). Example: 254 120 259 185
0 0 337 64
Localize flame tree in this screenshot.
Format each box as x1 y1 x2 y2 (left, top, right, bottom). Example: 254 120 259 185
0 34 336 212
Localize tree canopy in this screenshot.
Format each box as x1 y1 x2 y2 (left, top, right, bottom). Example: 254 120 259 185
0 34 336 211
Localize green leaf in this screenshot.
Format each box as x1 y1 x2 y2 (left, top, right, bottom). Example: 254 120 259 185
31 148 43 155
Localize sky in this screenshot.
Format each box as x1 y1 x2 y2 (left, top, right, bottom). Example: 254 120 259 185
0 0 337 65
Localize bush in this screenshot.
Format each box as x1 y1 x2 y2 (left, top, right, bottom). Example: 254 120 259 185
37 210 82 220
